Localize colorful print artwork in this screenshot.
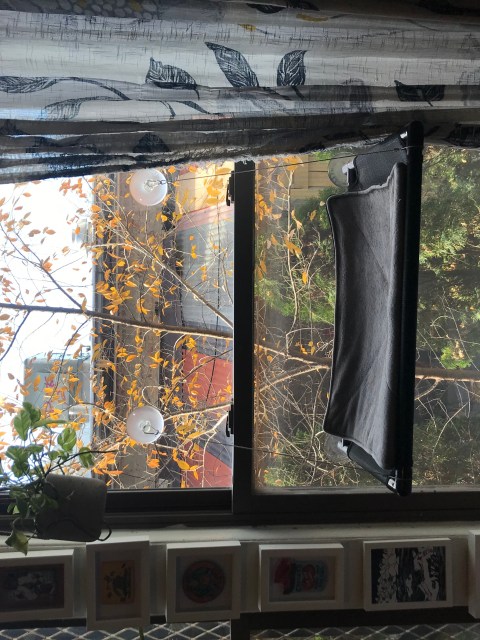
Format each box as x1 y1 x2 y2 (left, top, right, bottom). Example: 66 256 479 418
273 557 329 596
0 564 64 611
369 544 449 608
100 560 135 606
182 560 226 604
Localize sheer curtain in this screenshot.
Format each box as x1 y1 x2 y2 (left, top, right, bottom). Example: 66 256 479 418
1 0 480 182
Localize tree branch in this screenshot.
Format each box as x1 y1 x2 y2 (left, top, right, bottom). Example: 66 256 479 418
0 301 232 340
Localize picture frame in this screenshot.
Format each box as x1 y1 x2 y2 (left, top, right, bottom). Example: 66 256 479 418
468 530 480 618
258 543 344 612
165 541 241 622
86 536 150 631
0 550 74 622
363 538 453 611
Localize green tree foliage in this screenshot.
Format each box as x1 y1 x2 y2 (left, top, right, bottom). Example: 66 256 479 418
418 146 480 370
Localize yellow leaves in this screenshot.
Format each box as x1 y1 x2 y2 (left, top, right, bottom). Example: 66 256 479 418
33 375 41 392
284 235 302 257
150 351 163 366
309 209 317 221
167 166 176 174
147 458 160 469
302 271 308 285
190 245 197 259
173 448 191 471
40 260 53 273
136 298 149 315
239 23 256 31
285 156 301 171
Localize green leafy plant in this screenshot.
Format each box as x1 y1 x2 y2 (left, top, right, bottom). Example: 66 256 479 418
0 402 96 554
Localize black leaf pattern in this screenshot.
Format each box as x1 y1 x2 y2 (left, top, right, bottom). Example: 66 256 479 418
299 141 326 152
287 0 319 8
0 121 27 136
26 136 63 152
246 4 285 13
0 76 58 93
394 80 445 105
444 124 480 148
206 42 259 88
174 100 211 115
416 0 480 16
42 99 84 120
146 58 198 95
277 50 306 86
133 133 170 154
42 96 119 120
342 79 373 113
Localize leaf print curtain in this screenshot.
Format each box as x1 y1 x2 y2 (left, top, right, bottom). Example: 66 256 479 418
1 0 480 183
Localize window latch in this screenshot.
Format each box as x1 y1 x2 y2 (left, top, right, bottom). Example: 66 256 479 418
226 173 235 206
226 404 234 437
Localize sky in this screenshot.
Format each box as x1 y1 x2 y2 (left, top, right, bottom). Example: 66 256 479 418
0 177 93 432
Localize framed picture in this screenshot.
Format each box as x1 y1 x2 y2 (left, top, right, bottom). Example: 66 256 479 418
165 541 241 622
258 543 344 612
86 536 150 631
468 530 480 618
363 538 453 611
0 550 74 622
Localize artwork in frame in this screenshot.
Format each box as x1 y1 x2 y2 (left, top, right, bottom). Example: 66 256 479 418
0 550 74 623
165 541 241 622
86 536 150 631
363 538 453 611
468 530 480 618
258 543 344 612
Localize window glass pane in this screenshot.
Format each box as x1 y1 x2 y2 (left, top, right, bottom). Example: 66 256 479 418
0 162 234 490
254 148 480 490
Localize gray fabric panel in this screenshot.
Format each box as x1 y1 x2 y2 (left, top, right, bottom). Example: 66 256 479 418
323 164 406 470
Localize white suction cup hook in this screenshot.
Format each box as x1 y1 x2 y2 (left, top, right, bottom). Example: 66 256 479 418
129 169 168 206
126 405 165 444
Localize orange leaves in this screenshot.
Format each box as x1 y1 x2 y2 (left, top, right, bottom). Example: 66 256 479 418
284 235 302 257
284 155 301 171
136 298 149 315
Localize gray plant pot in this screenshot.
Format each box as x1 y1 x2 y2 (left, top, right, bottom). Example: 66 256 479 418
34 474 107 543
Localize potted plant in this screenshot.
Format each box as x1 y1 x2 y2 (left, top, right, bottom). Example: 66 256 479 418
0 402 108 554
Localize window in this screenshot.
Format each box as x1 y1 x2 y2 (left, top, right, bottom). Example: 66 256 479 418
1 144 480 523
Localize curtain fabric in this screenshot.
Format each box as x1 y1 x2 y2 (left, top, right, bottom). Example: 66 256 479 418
1 1 480 182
